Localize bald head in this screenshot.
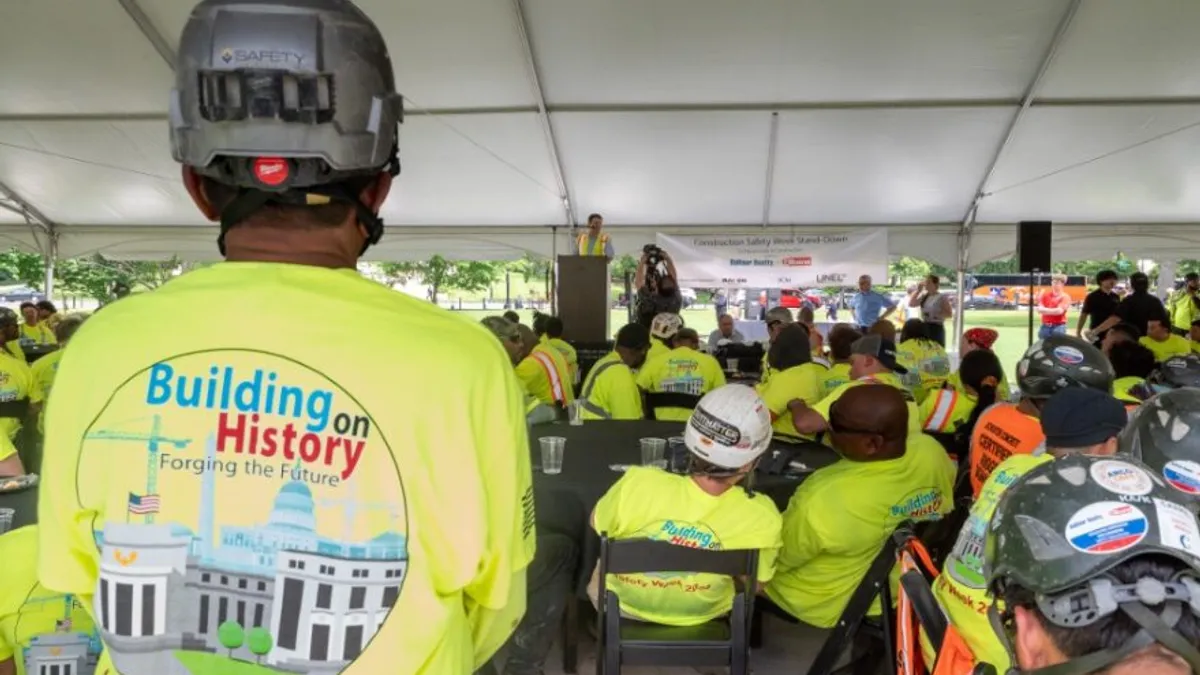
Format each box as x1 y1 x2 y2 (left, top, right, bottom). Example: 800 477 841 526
829 385 908 461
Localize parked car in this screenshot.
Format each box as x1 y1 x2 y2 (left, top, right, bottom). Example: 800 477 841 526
778 289 822 309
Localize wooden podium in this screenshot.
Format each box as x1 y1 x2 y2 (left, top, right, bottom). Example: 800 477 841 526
556 255 610 342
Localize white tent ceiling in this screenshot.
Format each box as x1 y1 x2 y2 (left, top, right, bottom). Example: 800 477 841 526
2 0 1200 267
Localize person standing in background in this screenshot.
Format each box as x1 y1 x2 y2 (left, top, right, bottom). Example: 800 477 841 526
1035 273 1071 339
1167 271 1200 335
18 302 55 346
1090 271 1166 339
908 274 953 346
577 213 614 260
849 274 896 331
713 288 728 322
1076 269 1119 342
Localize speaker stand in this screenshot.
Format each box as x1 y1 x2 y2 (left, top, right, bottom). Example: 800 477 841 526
1027 271 1037 347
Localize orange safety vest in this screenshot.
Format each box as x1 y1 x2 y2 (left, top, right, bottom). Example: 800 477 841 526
968 403 1044 499
895 537 989 675
531 350 567 404
577 232 609 256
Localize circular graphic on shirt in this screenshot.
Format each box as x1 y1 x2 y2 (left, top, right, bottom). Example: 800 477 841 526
1089 460 1154 497
1064 502 1148 555
1052 346 1084 365
75 350 407 675
1163 460 1200 495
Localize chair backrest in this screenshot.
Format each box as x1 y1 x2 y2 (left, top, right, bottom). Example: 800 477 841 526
644 392 702 415
600 536 758 578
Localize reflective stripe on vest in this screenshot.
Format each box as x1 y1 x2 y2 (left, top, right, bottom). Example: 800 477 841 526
923 390 958 432
531 351 566 404
577 233 607 256
578 360 621 418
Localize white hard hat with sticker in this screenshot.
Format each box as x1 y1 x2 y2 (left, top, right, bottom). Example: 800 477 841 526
684 385 773 470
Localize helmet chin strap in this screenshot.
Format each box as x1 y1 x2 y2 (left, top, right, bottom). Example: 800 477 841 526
217 185 385 257
991 601 1200 675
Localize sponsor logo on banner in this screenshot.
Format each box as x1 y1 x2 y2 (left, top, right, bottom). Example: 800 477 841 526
1065 502 1148 554
1163 460 1200 495
781 256 812 267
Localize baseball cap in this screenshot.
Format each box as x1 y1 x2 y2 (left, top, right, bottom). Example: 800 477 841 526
1040 388 1127 449
850 333 907 374
963 327 998 351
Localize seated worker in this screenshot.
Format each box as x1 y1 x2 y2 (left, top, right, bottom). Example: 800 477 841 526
34 300 60 332
516 323 575 408
919 349 1002 435
637 328 725 421
786 333 922 436
17 302 54 346
982 455 1200 675
647 312 683 364
765 385 954 627
541 316 579 384
1109 340 1157 406
759 306 795 384
868 318 897 342
0 525 102 675
0 308 32 477
481 316 558 424
945 327 1012 401
967 334 1113 497
589 385 782 625
1100 320 1140 356
30 314 86 434
757 324 825 443
503 309 521 324
1140 314 1192 361
821 324 860 397
578 323 649 421
931 388 1127 671
896 319 950 403
706 313 745 349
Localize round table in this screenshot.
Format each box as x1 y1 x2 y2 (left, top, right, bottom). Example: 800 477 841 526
0 483 38 532
529 420 838 593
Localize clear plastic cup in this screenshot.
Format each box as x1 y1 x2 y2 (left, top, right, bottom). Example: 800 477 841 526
568 400 584 426
640 437 667 466
0 508 13 535
667 436 688 473
539 437 566 474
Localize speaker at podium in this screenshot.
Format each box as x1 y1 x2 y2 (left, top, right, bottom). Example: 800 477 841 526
556 255 610 343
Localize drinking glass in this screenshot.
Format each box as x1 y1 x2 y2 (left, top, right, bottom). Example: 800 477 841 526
539 437 566 474
640 437 667 468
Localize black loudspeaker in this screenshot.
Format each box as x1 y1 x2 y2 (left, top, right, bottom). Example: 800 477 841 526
1017 220 1052 272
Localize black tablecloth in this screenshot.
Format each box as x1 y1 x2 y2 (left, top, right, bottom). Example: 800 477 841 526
529 420 838 593
0 483 38 531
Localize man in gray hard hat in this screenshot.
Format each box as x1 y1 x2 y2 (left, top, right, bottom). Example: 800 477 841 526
36 2 533 674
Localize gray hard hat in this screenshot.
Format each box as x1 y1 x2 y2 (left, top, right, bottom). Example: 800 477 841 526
170 0 403 252
1121 388 1200 497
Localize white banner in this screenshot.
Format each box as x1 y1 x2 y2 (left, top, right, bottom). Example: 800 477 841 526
656 230 889 288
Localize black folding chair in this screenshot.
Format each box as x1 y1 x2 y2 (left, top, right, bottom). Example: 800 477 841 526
643 392 702 419
595 535 758 675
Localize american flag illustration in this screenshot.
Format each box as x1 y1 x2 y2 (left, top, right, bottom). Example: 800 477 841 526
127 493 161 515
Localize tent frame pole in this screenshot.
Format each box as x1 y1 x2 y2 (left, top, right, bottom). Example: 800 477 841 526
116 0 176 69
761 112 780 228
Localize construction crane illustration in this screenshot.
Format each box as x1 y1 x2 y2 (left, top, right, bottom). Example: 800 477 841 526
317 495 403 545
85 415 191 524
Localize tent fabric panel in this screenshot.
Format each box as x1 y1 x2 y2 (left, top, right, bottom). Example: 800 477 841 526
968 223 1200 265
0 121 201 226
1038 0 1200 99
553 111 771 225
768 108 1013 224
523 0 1068 105
386 113 566 226
0 0 170 115
977 105 1200 223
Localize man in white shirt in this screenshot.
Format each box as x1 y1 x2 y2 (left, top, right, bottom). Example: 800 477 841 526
707 313 745 350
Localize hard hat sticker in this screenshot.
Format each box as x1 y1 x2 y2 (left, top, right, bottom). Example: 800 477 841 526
1090 460 1153 496
1155 498 1200 558
1053 346 1084 365
1065 502 1148 555
1162 460 1200 495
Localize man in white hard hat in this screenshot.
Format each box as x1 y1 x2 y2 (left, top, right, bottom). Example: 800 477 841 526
589 385 783 625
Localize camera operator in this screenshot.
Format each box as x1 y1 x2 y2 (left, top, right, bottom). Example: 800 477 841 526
635 244 682 327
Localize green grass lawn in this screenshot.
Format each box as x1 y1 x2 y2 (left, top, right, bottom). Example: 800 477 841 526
174 650 277 674
451 307 1072 383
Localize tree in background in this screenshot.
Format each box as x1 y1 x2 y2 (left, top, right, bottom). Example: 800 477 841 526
611 254 638 282
246 626 274 664
378 255 500 304
217 621 245 657
506 253 552 284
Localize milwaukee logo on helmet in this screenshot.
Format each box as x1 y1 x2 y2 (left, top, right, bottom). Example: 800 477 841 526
253 157 290 187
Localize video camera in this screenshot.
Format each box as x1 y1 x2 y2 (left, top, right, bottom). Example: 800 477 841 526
642 244 667 282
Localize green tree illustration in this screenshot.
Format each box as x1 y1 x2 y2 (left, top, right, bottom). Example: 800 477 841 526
218 621 245 657
247 626 274 664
